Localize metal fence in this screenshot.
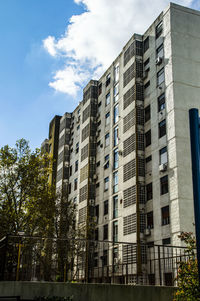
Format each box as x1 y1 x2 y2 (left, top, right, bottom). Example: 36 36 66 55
0 235 195 286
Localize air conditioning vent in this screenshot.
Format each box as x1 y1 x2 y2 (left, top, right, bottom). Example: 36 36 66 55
159 163 167 172
156 57 162 65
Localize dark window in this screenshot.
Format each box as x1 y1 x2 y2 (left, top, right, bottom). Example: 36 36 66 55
113 148 119 170
95 228 99 241
104 200 108 215
104 177 109 191
144 81 150 89
74 178 78 191
145 155 152 163
145 105 151 122
70 165 72 176
103 224 108 240
158 93 165 112
156 21 163 39
97 120 101 127
145 130 151 147
113 195 118 219
96 182 100 188
160 146 167 164
160 175 168 195
68 183 71 194
147 211 154 229
106 92 110 106
164 273 173 286
75 160 78 172
157 68 165 86
144 58 150 67
161 206 170 225
148 274 155 285
105 154 109 161
162 238 171 245
144 36 149 53
159 119 166 138
102 250 108 266
106 73 111 87
146 183 153 201
98 83 102 95
96 161 100 167
113 221 118 242
156 44 164 58
76 142 79 153
95 205 99 218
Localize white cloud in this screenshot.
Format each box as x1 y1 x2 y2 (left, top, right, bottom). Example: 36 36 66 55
43 0 194 97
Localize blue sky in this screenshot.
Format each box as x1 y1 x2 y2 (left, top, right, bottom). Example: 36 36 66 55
0 0 199 149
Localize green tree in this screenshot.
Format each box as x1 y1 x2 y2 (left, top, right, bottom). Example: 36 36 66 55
0 138 55 238
174 232 200 301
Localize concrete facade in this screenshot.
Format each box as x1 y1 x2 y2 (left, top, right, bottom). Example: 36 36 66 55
43 3 199 283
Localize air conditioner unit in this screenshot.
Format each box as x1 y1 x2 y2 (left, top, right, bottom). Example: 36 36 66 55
144 228 151 236
118 150 123 156
156 57 162 65
159 163 168 172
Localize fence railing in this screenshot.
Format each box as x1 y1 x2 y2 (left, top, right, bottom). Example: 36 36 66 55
0 235 195 286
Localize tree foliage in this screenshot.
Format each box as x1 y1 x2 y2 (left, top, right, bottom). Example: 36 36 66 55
174 232 200 301
0 139 55 238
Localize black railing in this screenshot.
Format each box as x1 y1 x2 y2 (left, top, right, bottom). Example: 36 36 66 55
0 235 195 286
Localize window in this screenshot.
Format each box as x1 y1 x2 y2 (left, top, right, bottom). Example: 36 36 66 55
70 165 72 176
146 155 152 173
77 125 80 131
113 221 118 242
104 160 109 169
145 130 151 147
162 238 171 245
145 105 151 122
156 21 163 39
102 250 108 266
75 160 79 172
106 73 111 87
95 205 99 219
104 200 108 215
68 183 71 194
94 252 98 267
157 68 165 86
158 93 165 111
113 171 118 193
105 112 110 126
144 80 150 89
114 63 119 82
113 148 119 170
114 104 119 124
104 177 109 191
114 126 119 146
146 183 153 201
113 195 118 219
98 83 102 96
144 36 149 53
103 224 108 240
105 133 110 147
76 142 79 154
114 83 119 102
160 146 167 164
161 205 170 225
146 155 152 163
156 44 164 58
96 161 100 167
159 119 166 138
106 92 110 106
160 175 168 195
144 58 150 68
74 178 78 191
147 211 154 229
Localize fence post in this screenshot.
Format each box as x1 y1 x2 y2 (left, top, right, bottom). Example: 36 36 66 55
158 246 162 285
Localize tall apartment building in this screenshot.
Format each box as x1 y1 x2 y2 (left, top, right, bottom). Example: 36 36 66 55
44 3 200 281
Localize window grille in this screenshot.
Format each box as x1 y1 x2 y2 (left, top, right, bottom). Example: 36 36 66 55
81 144 89 162
123 109 135 133
138 157 145 177
124 42 135 66
80 164 88 182
123 213 137 235
137 132 144 151
137 106 144 125
123 134 135 157
122 244 137 264
140 213 146 233
81 123 90 142
123 159 136 182
82 105 90 123
136 60 143 78
136 83 144 101
123 86 134 110
123 63 135 87
79 206 87 223
79 184 88 203
123 185 136 208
